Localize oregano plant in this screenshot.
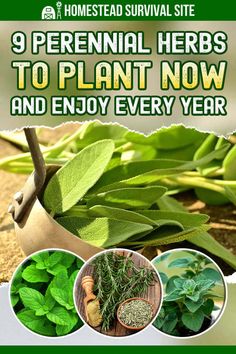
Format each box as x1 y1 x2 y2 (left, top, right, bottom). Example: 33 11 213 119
10 250 84 337
153 250 225 337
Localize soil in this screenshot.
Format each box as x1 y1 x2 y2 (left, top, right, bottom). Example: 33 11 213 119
0 125 236 282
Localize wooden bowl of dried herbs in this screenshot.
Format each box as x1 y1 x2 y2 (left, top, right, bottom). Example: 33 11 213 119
117 297 154 331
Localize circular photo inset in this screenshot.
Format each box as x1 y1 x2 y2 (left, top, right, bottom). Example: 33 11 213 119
74 249 162 337
152 249 227 338
10 248 84 337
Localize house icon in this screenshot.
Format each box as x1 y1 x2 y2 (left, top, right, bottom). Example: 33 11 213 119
41 6 56 20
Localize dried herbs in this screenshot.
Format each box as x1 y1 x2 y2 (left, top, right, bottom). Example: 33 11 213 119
118 300 153 328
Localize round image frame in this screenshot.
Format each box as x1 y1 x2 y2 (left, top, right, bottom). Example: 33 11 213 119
73 247 164 339
9 247 85 339
151 248 228 339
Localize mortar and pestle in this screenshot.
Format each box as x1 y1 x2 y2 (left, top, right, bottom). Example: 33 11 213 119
8 128 101 260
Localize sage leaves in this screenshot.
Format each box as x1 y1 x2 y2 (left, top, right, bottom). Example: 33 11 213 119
2 122 236 269
153 250 226 337
39 124 236 269
43 139 114 214
10 250 84 337
57 217 153 248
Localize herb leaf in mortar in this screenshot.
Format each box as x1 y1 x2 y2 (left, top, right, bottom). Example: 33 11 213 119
87 186 167 209
57 217 153 248
43 139 114 214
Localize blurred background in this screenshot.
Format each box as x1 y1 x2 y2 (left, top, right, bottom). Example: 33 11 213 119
0 21 235 134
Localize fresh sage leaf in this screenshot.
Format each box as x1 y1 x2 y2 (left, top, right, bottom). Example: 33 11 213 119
43 140 114 214
87 186 167 209
89 205 156 225
57 216 153 248
138 210 209 227
189 232 236 269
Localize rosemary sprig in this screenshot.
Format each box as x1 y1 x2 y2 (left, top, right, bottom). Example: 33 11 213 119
92 252 155 331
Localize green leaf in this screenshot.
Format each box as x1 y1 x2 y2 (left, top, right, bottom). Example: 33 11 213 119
19 287 45 310
43 139 114 214
194 134 219 175
121 144 156 162
56 312 79 336
123 225 210 247
31 251 49 265
50 288 73 310
57 216 153 248
173 278 185 289
22 264 50 283
75 121 127 149
168 257 193 269
182 309 204 332
184 298 204 313
93 146 229 193
164 289 183 302
197 279 215 292
188 232 236 269
17 310 56 336
154 308 165 329
60 253 76 268
125 126 206 149
51 271 69 290
45 284 56 311
76 258 84 269
223 145 236 180
183 279 196 291
87 186 167 209
186 292 200 302
89 205 156 225
47 252 64 267
162 313 178 334
202 299 215 316
35 306 49 316
47 264 67 276
46 306 74 326
139 210 209 227
166 276 180 293
201 268 222 283
156 195 187 212
92 159 185 192
159 272 169 284
11 294 19 307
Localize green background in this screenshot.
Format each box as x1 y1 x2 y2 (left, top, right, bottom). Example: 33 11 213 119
1 0 236 20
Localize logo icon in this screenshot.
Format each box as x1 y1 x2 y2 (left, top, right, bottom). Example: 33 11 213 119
56 1 62 19
41 2 63 20
41 6 56 20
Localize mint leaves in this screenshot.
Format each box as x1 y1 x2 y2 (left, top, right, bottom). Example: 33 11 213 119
11 250 83 337
153 250 225 336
